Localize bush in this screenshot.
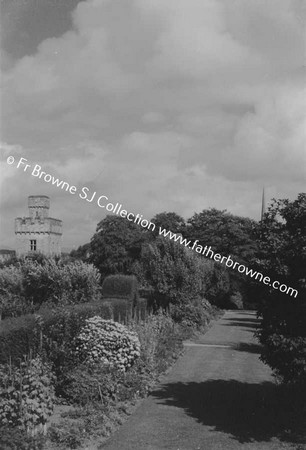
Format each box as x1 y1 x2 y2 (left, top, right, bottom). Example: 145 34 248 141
0 259 102 318
137 238 229 311
22 259 101 307
75 317 140 371
171 297 212 330
0 357 55 435
0 264 29 319
0 313 39 365
102 275 139 306
64 363 131 406
255 194 306 384
0 427 45 450
131 311 183 373
204 263 231 307
0 301 113 366
101 298 133 322
227 291 244 310
65 312 183 406
259 332 306 384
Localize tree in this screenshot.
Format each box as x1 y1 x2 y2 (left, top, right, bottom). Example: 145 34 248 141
89 215 148 277
150 212 186 237
138 235 230 309
186 208 259 304
70 243 91 262
255 193 306 384
186 208 258 262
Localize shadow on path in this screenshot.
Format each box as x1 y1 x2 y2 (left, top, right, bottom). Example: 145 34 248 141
233 342 262 354
222 316 260 333
151 380 306 445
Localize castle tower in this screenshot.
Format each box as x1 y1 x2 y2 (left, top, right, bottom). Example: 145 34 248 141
15 196 62 257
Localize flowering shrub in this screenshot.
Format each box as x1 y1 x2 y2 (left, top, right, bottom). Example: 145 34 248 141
75 317 140 371
130 310 184 373
0 357 55 435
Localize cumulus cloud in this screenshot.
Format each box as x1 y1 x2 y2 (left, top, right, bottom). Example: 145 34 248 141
1 0 305 248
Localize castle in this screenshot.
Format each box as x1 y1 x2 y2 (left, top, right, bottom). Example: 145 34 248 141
15 196 62 257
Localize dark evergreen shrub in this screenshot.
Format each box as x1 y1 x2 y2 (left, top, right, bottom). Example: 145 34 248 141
101 275 139 308
227 291 244 310
0 313 39 364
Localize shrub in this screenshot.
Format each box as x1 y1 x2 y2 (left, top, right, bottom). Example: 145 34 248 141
0 313 39 365
0 301 113 366
131 311 183 373
74 317 140 371
0 264 29 319
204 263 231 307
227 291 244 310
0 427 45 450
65 312 183 406
22 259 101 307
101 298 133 322
171 297 212 330
63 363 131 406
0 357 55 435
138 238 229 310
101 275 139 306
255 194 306 384
0 259 102 319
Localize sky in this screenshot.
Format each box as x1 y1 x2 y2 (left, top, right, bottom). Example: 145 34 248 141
0 0 305 251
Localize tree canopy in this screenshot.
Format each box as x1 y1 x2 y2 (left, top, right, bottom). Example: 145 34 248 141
186 208 258 262
150 212 186 236
89 215 148 277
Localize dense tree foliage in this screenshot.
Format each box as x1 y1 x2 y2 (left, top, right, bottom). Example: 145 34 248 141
89 216 148 277
186 208 258 262
256 193 306 384
185 208 259 305
70 243 91 262
134 236 230 310
150 212 186 236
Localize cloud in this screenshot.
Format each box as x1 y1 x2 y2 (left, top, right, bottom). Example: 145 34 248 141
1 0 305 248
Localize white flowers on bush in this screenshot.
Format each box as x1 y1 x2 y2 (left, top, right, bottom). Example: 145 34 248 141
75 316 140 371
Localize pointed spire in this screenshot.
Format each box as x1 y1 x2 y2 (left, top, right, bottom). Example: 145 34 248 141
261 187 266 221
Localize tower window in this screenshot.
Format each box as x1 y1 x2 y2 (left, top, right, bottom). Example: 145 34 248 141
30 240 37 251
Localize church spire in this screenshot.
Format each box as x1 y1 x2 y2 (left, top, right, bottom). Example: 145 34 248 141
261 187 266 221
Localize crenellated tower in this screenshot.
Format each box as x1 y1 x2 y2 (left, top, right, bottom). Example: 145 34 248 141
15 196 62 257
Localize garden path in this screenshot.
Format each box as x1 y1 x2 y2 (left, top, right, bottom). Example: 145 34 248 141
101 311 298 450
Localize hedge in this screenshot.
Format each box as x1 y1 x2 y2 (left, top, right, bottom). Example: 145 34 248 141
0 299 145 366
101 275 139 305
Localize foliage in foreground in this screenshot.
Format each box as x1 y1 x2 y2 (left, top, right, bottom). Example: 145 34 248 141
0 357 55 435
47 311 185 449
0 258 101 319
255 193 306 384
75 317 140 371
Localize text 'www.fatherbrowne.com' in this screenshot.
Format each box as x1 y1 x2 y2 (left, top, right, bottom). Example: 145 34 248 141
158 227 298 298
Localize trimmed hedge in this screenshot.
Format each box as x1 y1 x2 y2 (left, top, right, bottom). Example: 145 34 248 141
101 275 138 305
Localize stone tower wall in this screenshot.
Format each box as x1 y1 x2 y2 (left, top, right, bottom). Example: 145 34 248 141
28 195 50 219
15 196 62 257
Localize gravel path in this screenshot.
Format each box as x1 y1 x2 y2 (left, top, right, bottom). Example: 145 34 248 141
101 311 301 450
